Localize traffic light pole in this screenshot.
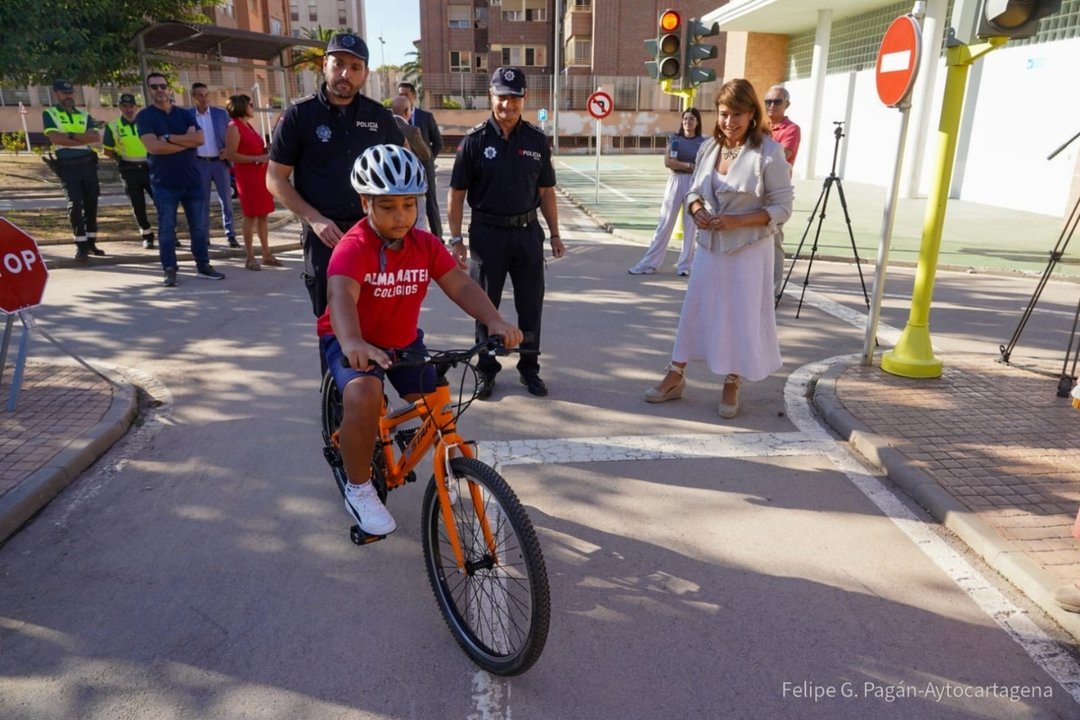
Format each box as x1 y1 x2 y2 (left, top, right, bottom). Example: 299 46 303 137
659 79 697 111
881 34 1007 378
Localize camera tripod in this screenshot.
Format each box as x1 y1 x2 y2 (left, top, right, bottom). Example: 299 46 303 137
776 121 870 318
998 129 1080 397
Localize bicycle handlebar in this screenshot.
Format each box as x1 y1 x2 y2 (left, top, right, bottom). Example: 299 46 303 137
340 333 536 370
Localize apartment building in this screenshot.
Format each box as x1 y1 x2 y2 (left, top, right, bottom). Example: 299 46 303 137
419 0 726 110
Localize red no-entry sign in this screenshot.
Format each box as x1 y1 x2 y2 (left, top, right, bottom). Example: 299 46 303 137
0 218 48 314
876 15 921 107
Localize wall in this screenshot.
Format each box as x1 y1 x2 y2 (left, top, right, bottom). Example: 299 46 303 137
785 37 1078 217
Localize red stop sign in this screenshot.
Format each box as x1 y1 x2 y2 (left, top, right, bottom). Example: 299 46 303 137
0 218 49 313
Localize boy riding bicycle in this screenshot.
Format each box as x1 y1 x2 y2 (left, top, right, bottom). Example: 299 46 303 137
319 145 523 536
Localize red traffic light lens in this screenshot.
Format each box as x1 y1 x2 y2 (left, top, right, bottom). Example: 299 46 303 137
660 10 681 32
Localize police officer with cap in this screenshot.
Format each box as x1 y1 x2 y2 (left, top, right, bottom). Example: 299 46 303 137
268 31 405 319
103 93 155 249
43 79 104 260
447 66 565 400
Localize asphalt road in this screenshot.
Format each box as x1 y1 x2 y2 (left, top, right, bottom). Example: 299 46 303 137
2 190 1080 718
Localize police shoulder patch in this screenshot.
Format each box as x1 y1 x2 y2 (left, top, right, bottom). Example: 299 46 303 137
465 121 486 135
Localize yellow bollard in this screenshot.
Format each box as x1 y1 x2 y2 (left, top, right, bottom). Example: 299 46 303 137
881 37 1007 379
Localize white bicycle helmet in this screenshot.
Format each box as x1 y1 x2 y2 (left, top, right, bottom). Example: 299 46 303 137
350 144 428 196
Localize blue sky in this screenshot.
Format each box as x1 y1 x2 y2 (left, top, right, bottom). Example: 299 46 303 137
364 1 421 68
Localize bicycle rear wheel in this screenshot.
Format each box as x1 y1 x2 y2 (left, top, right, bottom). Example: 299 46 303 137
320 372 387 502
421 457 550 676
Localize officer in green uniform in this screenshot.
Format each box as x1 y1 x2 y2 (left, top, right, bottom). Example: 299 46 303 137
103 93 155 249
42 79 103 260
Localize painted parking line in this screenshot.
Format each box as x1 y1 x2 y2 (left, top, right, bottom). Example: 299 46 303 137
556 160 637 202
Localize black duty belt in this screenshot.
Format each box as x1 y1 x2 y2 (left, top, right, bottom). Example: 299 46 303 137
118 159 148 168
196 156 223 162
472 209 537 228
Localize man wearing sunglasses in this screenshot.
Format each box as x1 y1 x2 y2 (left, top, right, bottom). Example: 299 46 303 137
763 85 801 294
136 72 226 287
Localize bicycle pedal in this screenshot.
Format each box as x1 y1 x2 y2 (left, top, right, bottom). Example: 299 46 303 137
323 446 342 468
349 525 386 546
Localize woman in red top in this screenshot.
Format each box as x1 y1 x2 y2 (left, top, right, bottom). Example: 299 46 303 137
225 95 278 270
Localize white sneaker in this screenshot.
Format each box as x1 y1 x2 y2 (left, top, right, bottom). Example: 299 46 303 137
344 482 396 535
628 264 657 275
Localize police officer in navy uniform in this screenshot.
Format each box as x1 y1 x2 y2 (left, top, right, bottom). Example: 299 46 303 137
447 67 565 399
43 79 104 260
102 93 155 249
268 32 405 318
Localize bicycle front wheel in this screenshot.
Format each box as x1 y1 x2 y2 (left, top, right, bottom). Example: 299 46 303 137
421 458 550 676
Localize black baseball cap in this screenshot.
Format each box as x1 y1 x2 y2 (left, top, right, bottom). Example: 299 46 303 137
52 79 74 93
326 33 369 61
118 93 137 105
490 67 527 97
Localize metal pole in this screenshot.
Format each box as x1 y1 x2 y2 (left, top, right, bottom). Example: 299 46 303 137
881 36 1006 378
594 118 601 204
552 0 561 154
863 104 912 365
0 314 13 387
6 311 32 412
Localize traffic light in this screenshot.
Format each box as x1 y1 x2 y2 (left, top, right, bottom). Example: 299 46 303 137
645 9 682 81
976 0 1061 39
683 18 719 87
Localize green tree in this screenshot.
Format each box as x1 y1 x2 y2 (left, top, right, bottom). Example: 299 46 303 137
400 48 423 97
0 0 207 86
289 25 352 73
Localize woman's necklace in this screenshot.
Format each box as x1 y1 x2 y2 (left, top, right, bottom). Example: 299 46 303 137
721 142 743 160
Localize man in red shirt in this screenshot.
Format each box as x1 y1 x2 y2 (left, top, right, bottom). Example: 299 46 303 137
764 85 801 294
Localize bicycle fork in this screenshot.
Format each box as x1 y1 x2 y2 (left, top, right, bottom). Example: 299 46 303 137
435 439 500 572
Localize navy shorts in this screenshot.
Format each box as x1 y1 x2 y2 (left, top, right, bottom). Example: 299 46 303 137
320 330 435 399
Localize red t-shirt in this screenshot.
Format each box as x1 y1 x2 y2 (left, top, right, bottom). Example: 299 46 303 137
316 219 458 347
771 116 801 166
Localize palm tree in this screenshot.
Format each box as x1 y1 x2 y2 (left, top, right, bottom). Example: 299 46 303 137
400 47 423 98
289 25 353 72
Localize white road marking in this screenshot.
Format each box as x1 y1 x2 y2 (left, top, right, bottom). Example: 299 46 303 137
556 160 637 202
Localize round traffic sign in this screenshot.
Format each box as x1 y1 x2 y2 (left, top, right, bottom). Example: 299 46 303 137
0 218 48 313
587 90 614 120
875 15 921 107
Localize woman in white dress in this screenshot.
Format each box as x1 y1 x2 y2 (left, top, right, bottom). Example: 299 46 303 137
644 79 794 418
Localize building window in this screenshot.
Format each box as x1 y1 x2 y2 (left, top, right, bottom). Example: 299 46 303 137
475 55 488 73
566 38 591 66
450 51 472 73
270 19 282 35
500 45 546 67
502 11 523 21
337 0 347 26
308 1 317 22
449 5 471 28
220 0 234 17
573 0 591 7
290 0 298 21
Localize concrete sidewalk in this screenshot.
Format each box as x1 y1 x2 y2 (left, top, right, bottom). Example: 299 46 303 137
3 179 1080 644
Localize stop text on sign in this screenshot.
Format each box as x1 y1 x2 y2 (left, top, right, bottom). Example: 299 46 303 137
1 250 40 277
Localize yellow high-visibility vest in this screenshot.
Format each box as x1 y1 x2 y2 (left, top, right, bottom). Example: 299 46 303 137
105 117 147 161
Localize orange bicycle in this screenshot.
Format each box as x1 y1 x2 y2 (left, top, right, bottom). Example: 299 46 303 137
319 336 550 676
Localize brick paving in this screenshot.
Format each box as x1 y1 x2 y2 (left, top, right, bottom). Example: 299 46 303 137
834 356 1080 584
0 361 112 496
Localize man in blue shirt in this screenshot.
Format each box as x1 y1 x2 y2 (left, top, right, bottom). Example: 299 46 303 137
136 72 226 287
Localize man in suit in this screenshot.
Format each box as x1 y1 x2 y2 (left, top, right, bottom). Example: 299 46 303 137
398 82 443 239
191 82 237 247
389 94 432 231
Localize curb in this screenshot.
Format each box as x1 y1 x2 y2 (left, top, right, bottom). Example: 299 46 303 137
42 215 300 270
811 358 1080 641
0 363 137 543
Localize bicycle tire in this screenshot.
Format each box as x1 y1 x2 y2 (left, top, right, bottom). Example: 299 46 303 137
421 457 550 676
319 372 387 503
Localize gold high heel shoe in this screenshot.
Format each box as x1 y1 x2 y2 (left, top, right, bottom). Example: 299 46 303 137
644 362 686 403
718 374 741 418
